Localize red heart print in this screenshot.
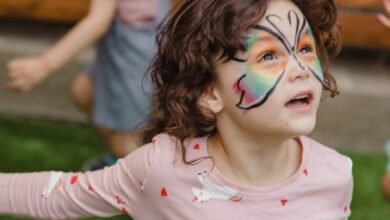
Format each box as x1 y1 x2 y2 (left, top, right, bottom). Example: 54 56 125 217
70 175 78 185
193 144 200 150
161 187 168 197
281 199 288 206
116 196 126 205
303 168 308 176
121 207 128 214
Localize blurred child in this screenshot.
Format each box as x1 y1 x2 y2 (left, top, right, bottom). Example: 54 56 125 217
0 0 353 219
5 0 170 169
378 0 390 28
381 142 390 200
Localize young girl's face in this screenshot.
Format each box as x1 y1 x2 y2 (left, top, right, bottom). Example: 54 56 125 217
213 0 323 137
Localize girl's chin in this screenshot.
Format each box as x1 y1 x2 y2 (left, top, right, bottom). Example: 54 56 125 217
285 121 316 137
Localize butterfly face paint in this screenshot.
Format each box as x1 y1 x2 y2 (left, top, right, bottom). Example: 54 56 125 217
233 9 324 110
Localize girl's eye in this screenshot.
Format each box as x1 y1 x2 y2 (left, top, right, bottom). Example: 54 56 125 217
298 45 313 55
259 52 277 62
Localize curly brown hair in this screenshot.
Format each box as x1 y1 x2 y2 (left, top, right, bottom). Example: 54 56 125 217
141 0 341 156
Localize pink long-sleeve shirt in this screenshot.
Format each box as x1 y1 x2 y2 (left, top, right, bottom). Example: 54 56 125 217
0 134 353 219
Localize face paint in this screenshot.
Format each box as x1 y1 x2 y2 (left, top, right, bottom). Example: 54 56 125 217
297 28 324 82
233 10 324 110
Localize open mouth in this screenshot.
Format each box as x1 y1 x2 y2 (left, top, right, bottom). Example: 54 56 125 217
285 92 313 109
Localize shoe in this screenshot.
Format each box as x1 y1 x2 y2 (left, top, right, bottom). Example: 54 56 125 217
82 154 118 171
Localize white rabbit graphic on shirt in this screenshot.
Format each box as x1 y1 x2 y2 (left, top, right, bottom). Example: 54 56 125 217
192 171 242 203
42 171 63 199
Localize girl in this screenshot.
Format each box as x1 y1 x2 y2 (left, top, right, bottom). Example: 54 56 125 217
0 0 353 219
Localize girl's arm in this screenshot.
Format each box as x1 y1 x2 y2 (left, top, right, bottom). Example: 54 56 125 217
6 0 117 92
0 142 156 219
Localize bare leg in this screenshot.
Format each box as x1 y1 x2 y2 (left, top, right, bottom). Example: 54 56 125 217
70 72 140 158
96 126 141 158
70 72 93 115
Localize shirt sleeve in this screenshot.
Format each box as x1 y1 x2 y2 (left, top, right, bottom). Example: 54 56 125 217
0 142 157 219
342 157 354 219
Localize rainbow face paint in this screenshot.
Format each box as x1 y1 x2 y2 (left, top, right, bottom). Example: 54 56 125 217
233 10 324 110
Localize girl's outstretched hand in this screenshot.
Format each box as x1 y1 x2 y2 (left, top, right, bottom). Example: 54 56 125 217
378 0 390 28
6 56 51 92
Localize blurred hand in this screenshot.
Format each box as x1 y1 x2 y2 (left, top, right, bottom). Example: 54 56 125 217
6 56 51 92
117 0 158 28
378 0 390 28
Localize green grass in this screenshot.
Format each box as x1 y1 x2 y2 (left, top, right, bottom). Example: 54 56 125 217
345 151 390 219
0 115 389 219
0 115 128 220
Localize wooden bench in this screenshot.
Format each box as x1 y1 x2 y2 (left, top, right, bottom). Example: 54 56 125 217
0 0 389 49
0 0 181 22
336 0 390 49
0 0 89 23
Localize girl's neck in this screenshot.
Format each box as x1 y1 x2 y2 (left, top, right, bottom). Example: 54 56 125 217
207 132 302 188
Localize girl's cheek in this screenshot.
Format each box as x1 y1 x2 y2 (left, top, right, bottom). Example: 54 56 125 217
311 57 323 73
300 54 315 64
249 59 287 77
312 58 324 82
299 55 324 82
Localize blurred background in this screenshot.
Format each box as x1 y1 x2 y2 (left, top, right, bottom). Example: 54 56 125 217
0 0 389 219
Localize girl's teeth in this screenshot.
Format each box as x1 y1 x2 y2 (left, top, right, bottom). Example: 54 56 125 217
295 95 308 99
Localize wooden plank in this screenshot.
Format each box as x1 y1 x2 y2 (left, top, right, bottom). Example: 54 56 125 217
0 0 389 49
0 0 89 23
338 11 390 49
335 0 382 9
0 0 180 22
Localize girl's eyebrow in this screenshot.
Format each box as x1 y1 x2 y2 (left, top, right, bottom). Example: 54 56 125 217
252 24 290 52
249 35 276 44
298 28 315 41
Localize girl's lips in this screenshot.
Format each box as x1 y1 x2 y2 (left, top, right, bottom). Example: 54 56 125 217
285 90 314 113
285 99 313 112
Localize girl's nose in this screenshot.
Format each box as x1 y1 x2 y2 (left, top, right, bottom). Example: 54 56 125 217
286 56 310 82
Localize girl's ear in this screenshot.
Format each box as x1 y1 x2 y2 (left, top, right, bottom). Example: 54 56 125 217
198 86 224 114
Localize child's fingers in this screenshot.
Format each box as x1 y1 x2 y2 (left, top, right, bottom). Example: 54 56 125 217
6 77 28 92
6 62 31 79
6 68 23 80
377 14 390 28
6 60 22 72
6 60 30 79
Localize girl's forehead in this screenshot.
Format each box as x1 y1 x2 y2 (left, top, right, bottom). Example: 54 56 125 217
261 0 302 19
250 0 310 49
257 0 305 28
